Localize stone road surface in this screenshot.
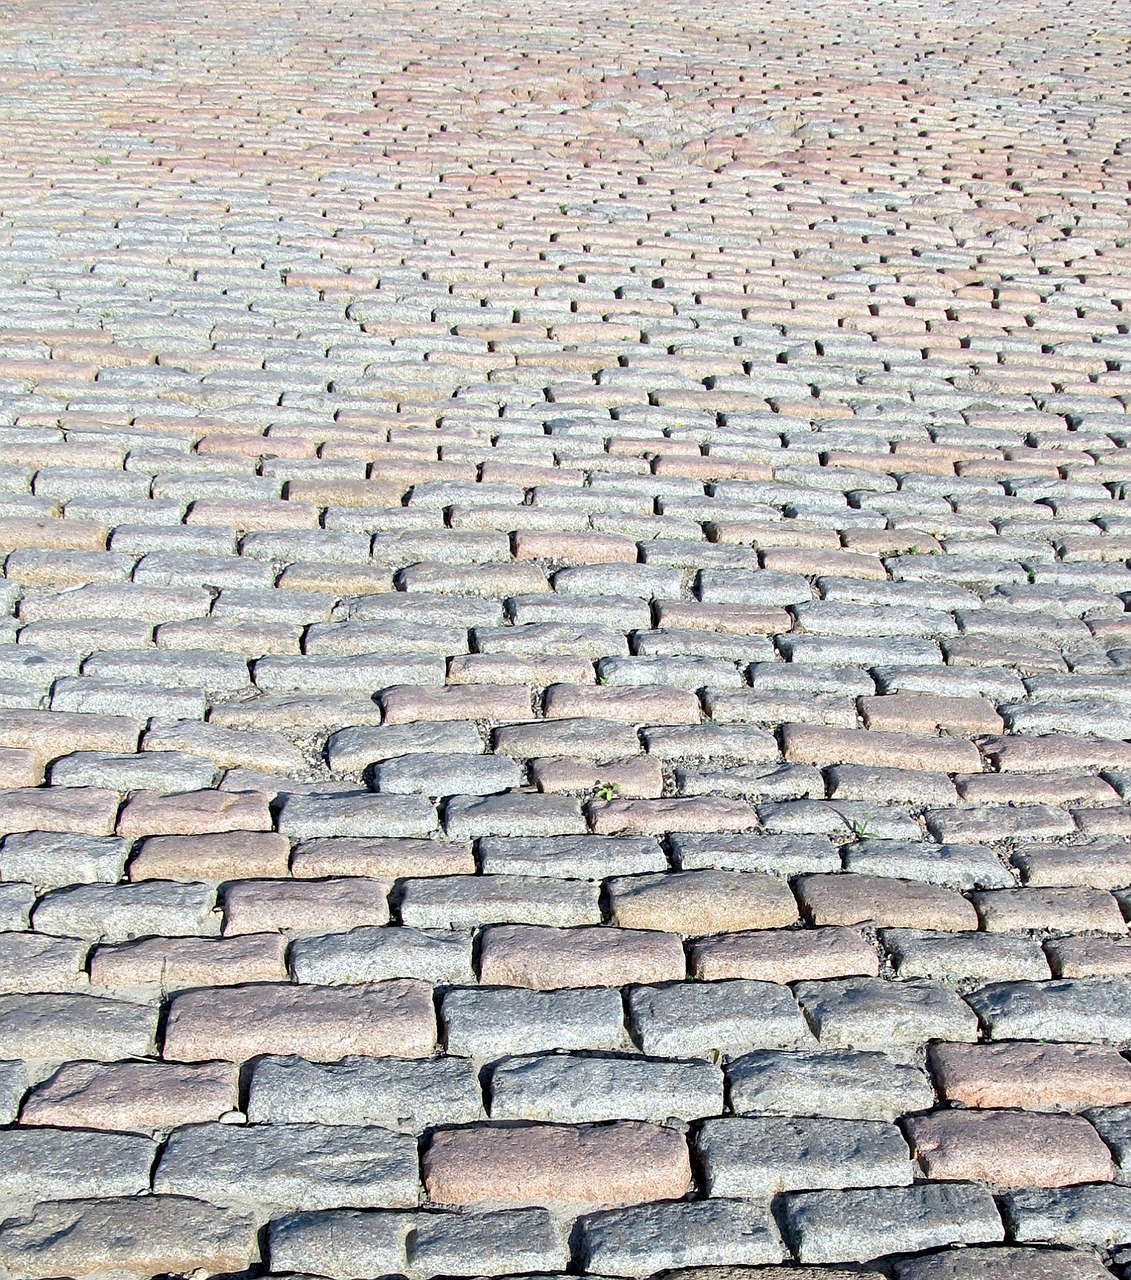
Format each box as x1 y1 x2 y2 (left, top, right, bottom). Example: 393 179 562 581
0 0 1129 1275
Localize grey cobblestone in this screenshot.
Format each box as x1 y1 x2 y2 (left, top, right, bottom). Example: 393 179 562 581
488 1053 722 1124
153 1121 420 1210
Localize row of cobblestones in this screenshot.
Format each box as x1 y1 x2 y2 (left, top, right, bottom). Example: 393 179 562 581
0 0 1130 1276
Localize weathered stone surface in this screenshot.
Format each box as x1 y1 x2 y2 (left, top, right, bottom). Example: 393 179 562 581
221 876 391 934
607 869 798 933
627 979 811 1056
117 787 271 838
966 978 1131 1042
1004 1183 1131 1247
406 1207 567 1277
0 1127 156 1203
278 791 436 838
883 929 1051 982
21 1060 238 1132
0 992 156 1061
0 932 87 994
728 1048 934 1120
163 979 435 1061
422 1121 691 1208
247 1055 480 1130
399 873 599 929
0 1195 259 1279
699 1115 913 1197
690 926 879 984
841 839 1010 889
488 1052 722 1123
130 830 290 881
796 976 979 1049
930 1041 1131 1112
327 720 483 770
478 923 685 989
784 1182 1004 1264
478 834 666 878
0 831 127 887
797 873 978 932
290 924 473 985
268 1208 408 1279
0 1061 27 1123
291 836 474 879
32 880 219 940
374 752 520 795
579 1199 786 1275
90 933 287 989
0 786 119 836
444 792 586 838
441 986 627 1058
153 1120 420 1209
905 1109 1114 1187
894 1246 1113 1280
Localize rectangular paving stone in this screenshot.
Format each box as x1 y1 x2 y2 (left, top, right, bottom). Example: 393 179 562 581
727 1048 935 1120
373 752 519 795
0 1127 156 1204
33 881 219 940
443 792 586 838
90 933 287 990
478 923 685 989
488 1051 722 1124
163 979 435 1062
421 1121 690 1208
892 1246 1113 1280
0 831 127 886
797 873 978 932
607 869 798 934
905 1109 1114 1187
21 1060 238 1133
117 788 271 838
0 785 119 836
842 840 1013 890
795 976 979 1049
153 1120 420 1210
0 992 157 1062
291 836 474 880
267 1208 408 1280
247 1055 481 1130
966 978 1131 1042
400 874 600 929
690 926 880 984
1004 1184 1131 1248
783 1183 1004 1265
627 978 811 1056
441 986 627 1058
475 829 665 880
278 792 436 838
0 1196 258 1280
698 1115 913 1197
290 924 473 985
406 1207 567 1276
883 929 1051 982
578 1198 785 1275
932 1042 1131 1113
670 832 838 875
220 877 391 935
493 717 641 760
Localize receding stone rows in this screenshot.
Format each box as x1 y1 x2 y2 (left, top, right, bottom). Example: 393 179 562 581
0 0 1129 1276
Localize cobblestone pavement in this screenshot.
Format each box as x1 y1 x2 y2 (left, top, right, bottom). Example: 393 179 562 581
0 0 1130 1275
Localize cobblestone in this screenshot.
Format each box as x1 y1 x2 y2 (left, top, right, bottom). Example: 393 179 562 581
3 0 1131 1272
